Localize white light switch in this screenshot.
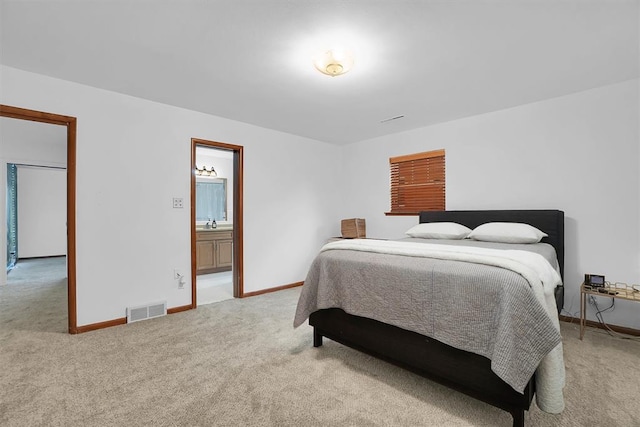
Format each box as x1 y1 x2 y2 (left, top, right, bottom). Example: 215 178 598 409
172 198 184 208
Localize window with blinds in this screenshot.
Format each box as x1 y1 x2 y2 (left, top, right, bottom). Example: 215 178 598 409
386 149 445 215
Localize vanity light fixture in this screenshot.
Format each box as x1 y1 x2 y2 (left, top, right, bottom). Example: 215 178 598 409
195 165 217 177
313 48 354 77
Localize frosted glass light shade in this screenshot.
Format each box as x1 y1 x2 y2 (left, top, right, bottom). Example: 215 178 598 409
313 49 354 77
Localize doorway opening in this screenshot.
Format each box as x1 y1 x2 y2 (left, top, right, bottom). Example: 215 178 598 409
0 104 77 334
191 138 243 307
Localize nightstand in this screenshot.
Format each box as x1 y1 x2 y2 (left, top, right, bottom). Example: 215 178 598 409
328 237 358 242
580 282 640 339
327 237 387 243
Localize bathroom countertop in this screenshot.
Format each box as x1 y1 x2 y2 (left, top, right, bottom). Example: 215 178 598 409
196 226 233 232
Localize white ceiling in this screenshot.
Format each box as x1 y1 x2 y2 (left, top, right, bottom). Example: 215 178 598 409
1 0 638 145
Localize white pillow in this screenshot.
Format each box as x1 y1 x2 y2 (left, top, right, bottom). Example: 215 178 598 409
468 222 548 244
405 222 472 240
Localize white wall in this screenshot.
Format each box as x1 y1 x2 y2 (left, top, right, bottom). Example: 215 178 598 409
17 166 66 257
340 79 640 329
0 117 67 285
0 117 67 162
1 65 342 327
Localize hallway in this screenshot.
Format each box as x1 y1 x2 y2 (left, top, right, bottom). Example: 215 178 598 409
2 256 67 333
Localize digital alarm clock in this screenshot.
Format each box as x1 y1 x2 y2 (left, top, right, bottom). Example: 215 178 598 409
584 274 605 288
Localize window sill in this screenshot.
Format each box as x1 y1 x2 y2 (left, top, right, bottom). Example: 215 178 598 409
384 212 420 216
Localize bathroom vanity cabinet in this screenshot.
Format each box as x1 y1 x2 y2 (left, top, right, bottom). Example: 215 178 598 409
196 229 233 274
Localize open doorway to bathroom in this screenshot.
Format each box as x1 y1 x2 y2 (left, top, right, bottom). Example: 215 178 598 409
191 139 243 307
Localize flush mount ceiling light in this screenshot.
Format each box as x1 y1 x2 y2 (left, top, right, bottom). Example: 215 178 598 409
312 48 354 77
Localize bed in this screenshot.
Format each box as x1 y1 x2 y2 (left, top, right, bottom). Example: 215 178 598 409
294 210 565 427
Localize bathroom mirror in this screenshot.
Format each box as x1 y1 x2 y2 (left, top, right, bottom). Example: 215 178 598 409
195 177 227 222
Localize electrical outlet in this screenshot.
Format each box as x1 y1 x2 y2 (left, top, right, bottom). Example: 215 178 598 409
172 197 184 208
174 269 186 289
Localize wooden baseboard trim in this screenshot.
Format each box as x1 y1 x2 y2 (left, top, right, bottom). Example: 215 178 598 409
243 281 303 298
18 255 66 260
76 317 127 334
560 315 640 337
167 304 193 314
75 304 194 334
73 282 304 333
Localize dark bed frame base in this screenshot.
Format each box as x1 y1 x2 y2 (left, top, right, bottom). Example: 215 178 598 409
310 309 533 427
307 210 565 427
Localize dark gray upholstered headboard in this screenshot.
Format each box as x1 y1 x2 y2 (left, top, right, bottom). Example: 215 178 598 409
418 209 564 279
418 210 565 314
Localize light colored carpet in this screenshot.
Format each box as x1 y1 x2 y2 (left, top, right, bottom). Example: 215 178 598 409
1 258 639 426
2 256 67 333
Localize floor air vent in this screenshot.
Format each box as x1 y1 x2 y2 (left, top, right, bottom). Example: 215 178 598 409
127 301 167 323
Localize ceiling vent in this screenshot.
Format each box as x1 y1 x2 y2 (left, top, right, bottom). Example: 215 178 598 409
127 301 167 323
380 115 405 123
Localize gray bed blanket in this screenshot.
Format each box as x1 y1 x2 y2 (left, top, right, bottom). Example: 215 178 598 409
294 241 564 412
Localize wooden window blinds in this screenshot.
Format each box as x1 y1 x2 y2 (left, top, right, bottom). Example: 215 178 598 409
387 149 445 215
